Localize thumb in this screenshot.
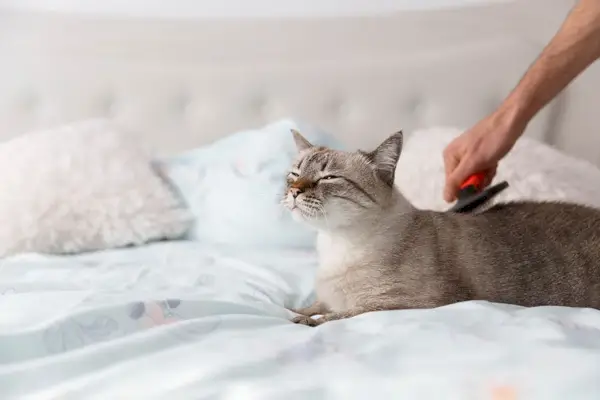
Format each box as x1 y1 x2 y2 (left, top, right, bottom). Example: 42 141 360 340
443 158 475 202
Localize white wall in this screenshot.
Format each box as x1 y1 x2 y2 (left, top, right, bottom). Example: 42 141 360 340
1 0 513 19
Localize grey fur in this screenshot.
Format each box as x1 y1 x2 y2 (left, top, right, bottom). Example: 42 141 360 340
283 130 600 327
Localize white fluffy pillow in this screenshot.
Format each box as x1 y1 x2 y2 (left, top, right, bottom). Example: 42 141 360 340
396 127 600 211
0 119 191 257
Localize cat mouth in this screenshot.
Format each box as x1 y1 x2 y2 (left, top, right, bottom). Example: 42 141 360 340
288 198 299 211
290 208 305 222
290 206 302 214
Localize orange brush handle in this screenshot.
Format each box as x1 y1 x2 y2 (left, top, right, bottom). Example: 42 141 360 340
460 172 486 191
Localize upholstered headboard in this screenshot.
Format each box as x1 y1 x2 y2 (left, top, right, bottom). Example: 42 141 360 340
1 0 598 164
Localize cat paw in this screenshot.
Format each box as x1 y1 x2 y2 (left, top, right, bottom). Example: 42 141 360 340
291 315 322 327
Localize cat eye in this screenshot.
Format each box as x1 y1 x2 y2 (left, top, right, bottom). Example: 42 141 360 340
319 175 340 181
288 172 299 178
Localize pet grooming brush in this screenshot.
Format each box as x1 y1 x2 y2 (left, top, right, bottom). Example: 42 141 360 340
449 172 509 213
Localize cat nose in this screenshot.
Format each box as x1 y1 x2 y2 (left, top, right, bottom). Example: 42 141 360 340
290 187 303 198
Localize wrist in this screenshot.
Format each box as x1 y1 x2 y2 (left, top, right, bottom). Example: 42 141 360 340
493 96 531 141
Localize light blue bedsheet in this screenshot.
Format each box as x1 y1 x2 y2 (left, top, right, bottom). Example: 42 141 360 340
1 241 600 399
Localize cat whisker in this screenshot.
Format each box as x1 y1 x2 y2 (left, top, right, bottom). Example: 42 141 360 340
317 204 331 230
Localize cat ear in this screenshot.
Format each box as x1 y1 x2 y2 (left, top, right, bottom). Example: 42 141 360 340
366 130 403 186
291 129 314 152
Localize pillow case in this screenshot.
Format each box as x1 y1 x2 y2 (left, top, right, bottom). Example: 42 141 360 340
396 126 600 211
0 119 192 257
157 119 342 248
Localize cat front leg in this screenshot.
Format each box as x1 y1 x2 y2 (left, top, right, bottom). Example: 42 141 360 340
290 300 330 325
292 307 374 327
290 300 328 317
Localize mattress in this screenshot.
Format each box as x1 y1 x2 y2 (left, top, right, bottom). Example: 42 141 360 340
2 241 600 399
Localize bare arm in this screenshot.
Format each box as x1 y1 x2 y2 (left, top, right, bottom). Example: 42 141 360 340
500 0 600 136
443 0 600 202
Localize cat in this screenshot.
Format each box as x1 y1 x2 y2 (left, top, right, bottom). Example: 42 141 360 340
282 129 600 327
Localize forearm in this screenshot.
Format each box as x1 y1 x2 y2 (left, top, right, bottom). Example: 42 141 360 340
499 0 600 135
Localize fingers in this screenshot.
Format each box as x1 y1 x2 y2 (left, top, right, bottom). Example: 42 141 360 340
442 146 461 202
443 148 459 181
444 161 497 203
482 166 497 187
444 157 473 203
443 182 458 203
442 110 517 203
443 133 498 202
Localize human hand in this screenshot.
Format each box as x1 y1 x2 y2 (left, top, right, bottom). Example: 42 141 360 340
442 110 526 202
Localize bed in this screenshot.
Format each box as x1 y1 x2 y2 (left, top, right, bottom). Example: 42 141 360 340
2 0 600 398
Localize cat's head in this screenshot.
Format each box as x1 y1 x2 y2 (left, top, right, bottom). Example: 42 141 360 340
282 129 403 231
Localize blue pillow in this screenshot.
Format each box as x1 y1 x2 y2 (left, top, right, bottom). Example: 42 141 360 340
157 119 343 248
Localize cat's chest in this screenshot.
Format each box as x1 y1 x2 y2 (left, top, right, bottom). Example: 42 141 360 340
315 232 367 311
316 232 365 274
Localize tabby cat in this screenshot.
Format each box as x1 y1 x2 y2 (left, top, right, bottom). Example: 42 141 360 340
283 129 600 326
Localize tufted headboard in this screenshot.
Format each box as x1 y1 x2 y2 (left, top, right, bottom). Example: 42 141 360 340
1 0 599 164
